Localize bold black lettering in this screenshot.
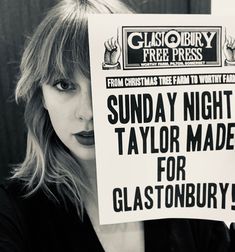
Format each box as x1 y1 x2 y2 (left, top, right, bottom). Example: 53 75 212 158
155 185 164 208
170 126 180 152
107 95 118 124
165 185 174 208
174 184 185 207
119 95 130 124
207 183 217 208
212 91 223 119
159 126 169 153
203 124 214 151
155 94 166 122
113 188 123 212
144 186 154 209
201 91 212 119
224 91 232 119
176 156 186 181
143 94 153 123
184 92 195 121
186 124 202 151
196 183 207 207
220 183 229 209
123 187 132 211
167 92 177 121
133 187 143 211
150 127 159 153
128 127 138 154
140 127 149 154
216 123 226 150
130 95 142 123
166 157 176 181
226 123 235 150
185 183 195 207
157 157 165 182
115 128 125 155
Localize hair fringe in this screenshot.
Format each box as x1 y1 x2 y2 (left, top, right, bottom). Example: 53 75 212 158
13 0 133 219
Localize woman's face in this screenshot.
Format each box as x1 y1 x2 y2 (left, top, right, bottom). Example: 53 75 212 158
42 71 95 162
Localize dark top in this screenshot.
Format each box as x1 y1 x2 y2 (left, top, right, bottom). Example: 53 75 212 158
0 180 233 252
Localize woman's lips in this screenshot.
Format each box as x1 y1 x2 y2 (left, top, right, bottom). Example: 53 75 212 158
74 130 95 146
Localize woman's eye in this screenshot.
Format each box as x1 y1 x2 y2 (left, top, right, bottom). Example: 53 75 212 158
54 80 75 91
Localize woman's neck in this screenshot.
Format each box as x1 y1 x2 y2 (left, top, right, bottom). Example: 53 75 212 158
80 159 97 181
79 159 98 206
79 159 145 252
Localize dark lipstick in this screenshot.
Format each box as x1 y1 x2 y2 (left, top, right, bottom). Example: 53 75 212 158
74 130 95 146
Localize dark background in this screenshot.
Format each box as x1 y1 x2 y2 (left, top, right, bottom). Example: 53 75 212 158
0 0 211 182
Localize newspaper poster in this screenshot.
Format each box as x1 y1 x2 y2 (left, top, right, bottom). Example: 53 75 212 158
88 14 235 225
212 0 235 16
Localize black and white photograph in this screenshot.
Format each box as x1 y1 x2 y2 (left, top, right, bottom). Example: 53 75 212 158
0 0 234 251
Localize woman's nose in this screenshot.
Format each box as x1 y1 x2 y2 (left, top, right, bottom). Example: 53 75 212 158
75 89 93 122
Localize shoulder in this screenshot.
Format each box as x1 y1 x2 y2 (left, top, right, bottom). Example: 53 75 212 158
186 219 230 252
190 219 231 252
0 181 94 252
0 179 72 252
0 179 25 220
145 218 230 252
0 179 41 227
0 179 66 219
0 179 61 228
0 179 39 212
0 180 30 251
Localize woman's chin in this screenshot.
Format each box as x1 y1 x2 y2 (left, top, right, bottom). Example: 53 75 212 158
71 145 96 162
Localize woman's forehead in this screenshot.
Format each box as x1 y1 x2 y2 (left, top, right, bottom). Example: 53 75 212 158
43 65 90 85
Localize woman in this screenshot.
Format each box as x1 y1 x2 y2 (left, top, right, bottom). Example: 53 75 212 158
0 0 232 251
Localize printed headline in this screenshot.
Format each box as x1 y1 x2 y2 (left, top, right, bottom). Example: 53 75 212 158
106 73 235 214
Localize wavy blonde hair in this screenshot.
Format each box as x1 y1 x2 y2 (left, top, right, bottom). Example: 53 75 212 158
13 0 132 218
